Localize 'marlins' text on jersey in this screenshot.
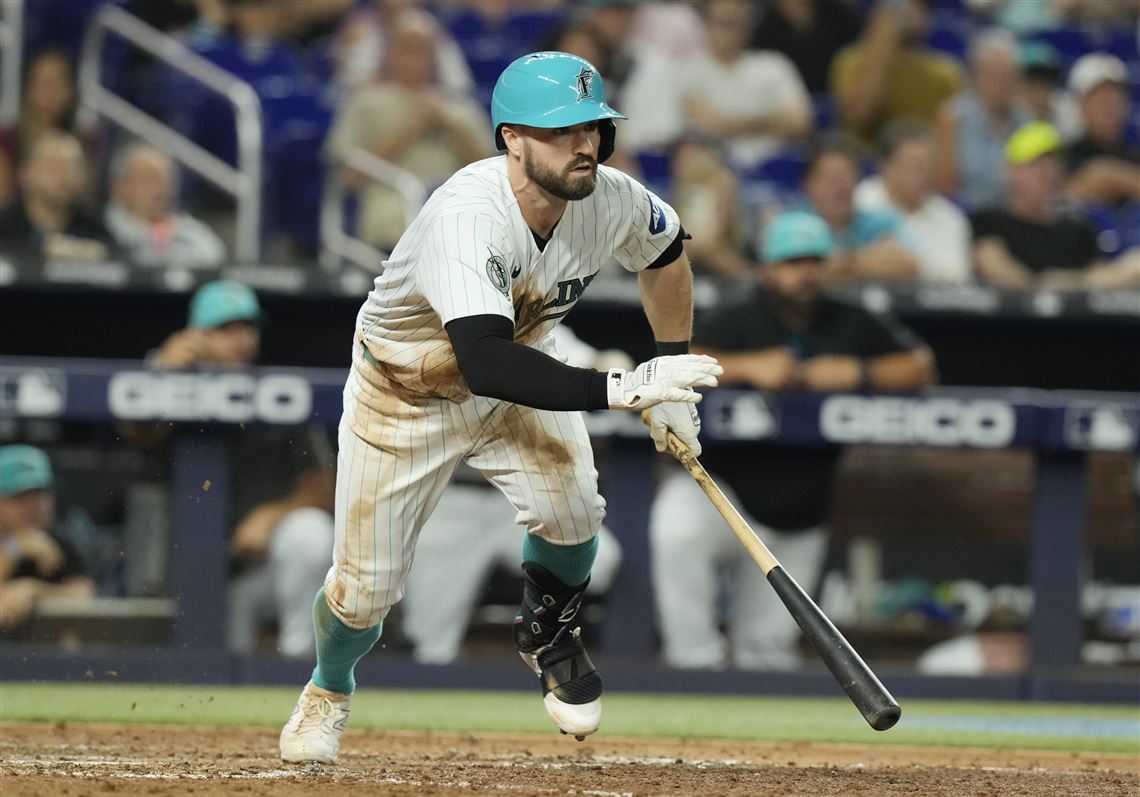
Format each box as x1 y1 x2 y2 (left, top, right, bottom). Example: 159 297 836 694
354 156 682 403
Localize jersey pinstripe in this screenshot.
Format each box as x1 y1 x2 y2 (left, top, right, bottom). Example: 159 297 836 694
324 155 683 630
355 156 680 404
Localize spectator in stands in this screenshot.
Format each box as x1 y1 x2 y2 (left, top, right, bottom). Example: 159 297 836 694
650 211 936 670
105 144 226 269
280 0 354 49
831 0 963 146
1018 41 1081 141
577 0 688 154
1062 53 1140 209
934 29 1030 210
798 133 920 281
626 0 705 59
327 11 491 251
0 132 115 265
0 49 92 209
857 120 973 283
669 135 755 280
677 0 813 171
750 0 865 96
972 122 1140 288
402 326 625 664
149 281 337 657
963 0 1066 35
0 445 95 631
334 0 474 95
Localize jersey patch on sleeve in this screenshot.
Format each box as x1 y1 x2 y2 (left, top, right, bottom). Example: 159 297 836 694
486 253 511 296
647 191 666 235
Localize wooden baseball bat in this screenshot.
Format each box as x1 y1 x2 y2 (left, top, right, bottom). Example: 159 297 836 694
656 425 902 731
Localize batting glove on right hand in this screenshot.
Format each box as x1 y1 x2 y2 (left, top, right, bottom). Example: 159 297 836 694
606 355 722 411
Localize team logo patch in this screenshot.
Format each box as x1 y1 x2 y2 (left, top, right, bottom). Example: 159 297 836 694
486 254 511 296
646 191 666 235
575 67 594 103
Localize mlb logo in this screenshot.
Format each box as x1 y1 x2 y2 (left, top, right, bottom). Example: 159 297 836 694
0 368 67 418
1064 403 1140 451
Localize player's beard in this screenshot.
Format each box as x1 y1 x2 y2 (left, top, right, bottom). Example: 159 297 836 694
523 142 597 201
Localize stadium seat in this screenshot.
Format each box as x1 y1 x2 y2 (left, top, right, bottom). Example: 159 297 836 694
744 150 809 194
635 151 672 190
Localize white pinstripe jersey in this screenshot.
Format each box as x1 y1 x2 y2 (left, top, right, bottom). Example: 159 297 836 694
355 155 682 403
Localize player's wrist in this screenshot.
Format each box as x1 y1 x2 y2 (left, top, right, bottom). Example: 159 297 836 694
655 340 689 356
605 367 630 409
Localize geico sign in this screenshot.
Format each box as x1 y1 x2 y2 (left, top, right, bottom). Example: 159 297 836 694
108 372 312 423
820 396 1015 447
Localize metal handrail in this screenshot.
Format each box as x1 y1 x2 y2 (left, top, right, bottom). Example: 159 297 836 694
77 5 263 261
319 147 427 273
0 0 23 125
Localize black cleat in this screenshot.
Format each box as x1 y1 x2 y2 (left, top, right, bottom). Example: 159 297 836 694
515 564 603 738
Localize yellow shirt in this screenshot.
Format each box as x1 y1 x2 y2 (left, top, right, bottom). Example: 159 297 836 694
831 46 963 144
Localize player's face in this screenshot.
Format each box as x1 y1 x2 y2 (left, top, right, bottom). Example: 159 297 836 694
521 121 601 201
0 489 54 535
764 256 825 309
202 321 260 366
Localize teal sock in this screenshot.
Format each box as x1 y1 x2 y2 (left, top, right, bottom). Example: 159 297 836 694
522 535 598 587
310 588 382 694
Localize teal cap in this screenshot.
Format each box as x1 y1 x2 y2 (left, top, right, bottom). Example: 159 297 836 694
188 280 261 329
0 445 53 497
491 51 626 163
763 211 835 263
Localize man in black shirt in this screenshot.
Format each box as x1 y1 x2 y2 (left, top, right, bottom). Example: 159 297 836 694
972 122 1139 289
650 210 935 670
751 0 864 95
0 132 116 267
147 281 338 658
0 445 95 630
1062 53 1140 209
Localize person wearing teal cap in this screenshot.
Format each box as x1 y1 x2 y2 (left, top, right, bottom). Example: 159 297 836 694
650 210 936 671
0 445 95 630
151 280 262 368
280 49 722 763
145 280 338 665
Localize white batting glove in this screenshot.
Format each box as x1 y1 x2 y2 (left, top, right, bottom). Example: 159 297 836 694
645 401 703 455
606 355 722 411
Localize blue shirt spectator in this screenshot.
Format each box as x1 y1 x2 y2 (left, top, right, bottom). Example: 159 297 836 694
934 29 1030 210
791 133 920 282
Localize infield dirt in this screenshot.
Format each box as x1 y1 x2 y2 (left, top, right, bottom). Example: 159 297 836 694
1 721 1136 796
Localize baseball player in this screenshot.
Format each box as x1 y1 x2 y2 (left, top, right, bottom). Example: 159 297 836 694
280 51 722 764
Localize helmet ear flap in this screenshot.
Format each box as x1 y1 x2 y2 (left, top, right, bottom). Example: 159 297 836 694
598 119 616 164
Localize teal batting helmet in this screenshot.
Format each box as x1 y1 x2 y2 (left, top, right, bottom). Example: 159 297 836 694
491 51 626 163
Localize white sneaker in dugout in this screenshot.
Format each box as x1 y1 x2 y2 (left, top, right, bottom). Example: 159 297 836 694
279 681 351 763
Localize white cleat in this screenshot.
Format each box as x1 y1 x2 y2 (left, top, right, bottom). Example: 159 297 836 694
520 627 603 740
279 681 351 764
545 692 602 741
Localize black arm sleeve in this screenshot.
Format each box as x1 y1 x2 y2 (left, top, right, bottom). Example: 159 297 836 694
644 226 691 269
445 314 611 411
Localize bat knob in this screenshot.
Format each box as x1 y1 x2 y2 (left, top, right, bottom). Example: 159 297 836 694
869 702 902 731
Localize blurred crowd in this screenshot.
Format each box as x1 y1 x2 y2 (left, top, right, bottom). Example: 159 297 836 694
1 0 1138 287
2 0 1139 670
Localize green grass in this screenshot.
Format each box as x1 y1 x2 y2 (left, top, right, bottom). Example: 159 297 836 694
1 682 1137 754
